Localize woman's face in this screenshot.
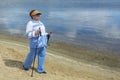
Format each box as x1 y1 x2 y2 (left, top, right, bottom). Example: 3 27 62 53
32 14 40 21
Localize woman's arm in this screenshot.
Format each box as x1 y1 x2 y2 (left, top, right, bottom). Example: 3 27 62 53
26 21 36 38
26 21 41 38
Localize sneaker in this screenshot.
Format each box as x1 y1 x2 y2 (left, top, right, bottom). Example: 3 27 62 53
38 71 47 74
23 65 29 71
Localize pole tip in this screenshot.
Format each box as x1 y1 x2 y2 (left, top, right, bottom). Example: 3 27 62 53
31 75 33 77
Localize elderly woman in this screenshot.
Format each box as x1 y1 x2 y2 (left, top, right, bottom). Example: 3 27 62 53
23 10 50 74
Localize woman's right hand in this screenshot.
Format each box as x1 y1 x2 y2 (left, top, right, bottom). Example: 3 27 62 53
35 29 41 35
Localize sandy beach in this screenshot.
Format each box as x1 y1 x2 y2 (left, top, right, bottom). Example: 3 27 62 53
0 34 120 80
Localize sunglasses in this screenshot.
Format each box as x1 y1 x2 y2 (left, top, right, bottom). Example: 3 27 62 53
33 13 41 17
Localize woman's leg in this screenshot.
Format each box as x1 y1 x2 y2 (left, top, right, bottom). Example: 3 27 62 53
23 48 36 69
37 47 46 72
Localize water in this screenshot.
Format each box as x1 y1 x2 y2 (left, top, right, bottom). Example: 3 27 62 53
0 0 120 54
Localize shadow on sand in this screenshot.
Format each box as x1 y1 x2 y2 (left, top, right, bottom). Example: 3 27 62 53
3 59 37 71
3 59 23 70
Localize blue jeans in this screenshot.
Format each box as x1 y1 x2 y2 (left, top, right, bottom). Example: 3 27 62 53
23 47 46 72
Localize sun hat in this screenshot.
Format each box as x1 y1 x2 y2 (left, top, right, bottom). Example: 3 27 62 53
29 10 42 18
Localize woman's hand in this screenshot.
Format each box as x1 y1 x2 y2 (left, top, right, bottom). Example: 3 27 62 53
47 32 52 38
35 29 41 35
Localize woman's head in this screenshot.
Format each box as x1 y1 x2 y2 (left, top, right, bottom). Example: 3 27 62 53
29 10 42 20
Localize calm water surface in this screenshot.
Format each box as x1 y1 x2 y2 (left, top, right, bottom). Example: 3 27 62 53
0 0 120 54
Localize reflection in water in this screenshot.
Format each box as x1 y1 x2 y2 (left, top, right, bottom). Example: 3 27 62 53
48 10 120 39
0 0 120 54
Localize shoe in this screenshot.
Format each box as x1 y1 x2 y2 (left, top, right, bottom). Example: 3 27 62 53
23 65 29 71
38 71 47 74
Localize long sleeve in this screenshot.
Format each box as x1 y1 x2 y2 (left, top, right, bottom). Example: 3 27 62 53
26 21 35 38
43 27 48 36
44 25 48 35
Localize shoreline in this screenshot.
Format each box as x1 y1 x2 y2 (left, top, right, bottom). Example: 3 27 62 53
0 34 120 71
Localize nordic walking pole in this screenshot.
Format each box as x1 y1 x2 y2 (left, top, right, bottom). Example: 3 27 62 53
31 28 41 77
31 46 37 77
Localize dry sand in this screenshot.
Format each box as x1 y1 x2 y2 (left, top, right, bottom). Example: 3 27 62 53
0 39 120 80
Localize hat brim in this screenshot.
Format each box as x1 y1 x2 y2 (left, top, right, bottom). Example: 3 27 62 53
35 13 42 15
32 13 42 16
